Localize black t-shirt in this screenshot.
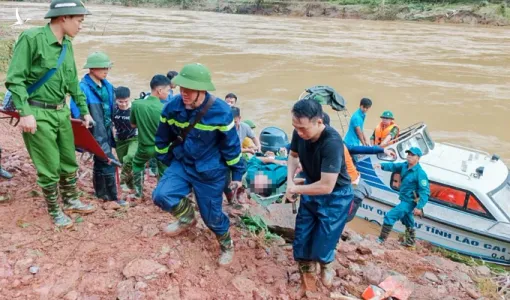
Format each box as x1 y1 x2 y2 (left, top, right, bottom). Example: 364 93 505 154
290 125 351 187
113 106 138 141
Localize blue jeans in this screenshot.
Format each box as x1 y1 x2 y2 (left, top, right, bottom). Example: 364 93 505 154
293 184 353 264
152 159 230 235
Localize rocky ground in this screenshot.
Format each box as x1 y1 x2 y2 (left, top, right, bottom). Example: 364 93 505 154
0 120 506 300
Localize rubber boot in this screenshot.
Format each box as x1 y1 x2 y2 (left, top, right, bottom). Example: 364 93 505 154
298 261 318 292
320 262 335 288
120 169 134 192
163 197 196 236
93 172 108 200
217 231 234 266
376 224 393 244
0 168 12 179
104 174 129 207
42 184 72 228
400 227 416 248
60 173 96 214
148 158 157 177
133 170 145 199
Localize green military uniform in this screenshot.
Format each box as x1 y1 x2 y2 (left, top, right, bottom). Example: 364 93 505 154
130 95 166 197
4 0 96 227
116 137 138 190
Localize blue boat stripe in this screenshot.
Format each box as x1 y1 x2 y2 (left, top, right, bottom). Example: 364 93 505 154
360 173 383 183
363 179 396 193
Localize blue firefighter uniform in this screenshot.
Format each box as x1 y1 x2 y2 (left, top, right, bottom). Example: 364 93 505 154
377 147 430 246
152 92 245 236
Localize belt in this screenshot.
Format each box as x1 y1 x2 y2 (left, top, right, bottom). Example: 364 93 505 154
28 99 65 110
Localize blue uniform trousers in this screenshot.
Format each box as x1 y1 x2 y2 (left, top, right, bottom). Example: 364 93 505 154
293 184 353 264
152 159 230 236
383 201 416 228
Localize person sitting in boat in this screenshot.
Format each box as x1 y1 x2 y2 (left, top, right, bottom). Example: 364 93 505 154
374 147 430 248
232 107 261 155
370 110 399 147
241 119 258 154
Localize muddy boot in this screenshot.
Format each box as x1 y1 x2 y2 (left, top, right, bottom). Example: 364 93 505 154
119 172 130 192
42 184 73 228
376 224 393 244
163 197 196 236
400 227 416 248
149 158 158 177
0 167 12 179
104 174 129 207
320 262 335 288
60 173 96 215
133 170 145 199
299 261 318 292
217 231 234 266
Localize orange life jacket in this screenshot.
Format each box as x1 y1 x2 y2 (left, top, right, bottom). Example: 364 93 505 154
374 122 399 146
344 145 360 183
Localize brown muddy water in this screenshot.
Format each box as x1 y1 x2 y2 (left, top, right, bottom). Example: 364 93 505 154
1 2 509 235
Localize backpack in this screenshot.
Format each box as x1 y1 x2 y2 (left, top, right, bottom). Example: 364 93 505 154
300 85 347 111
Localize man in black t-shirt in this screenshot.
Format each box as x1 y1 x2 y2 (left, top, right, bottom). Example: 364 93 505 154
286 99 353 291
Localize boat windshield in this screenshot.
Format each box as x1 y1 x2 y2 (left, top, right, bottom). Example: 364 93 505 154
423 127 435 150
396 133 429 159
491 174 510 219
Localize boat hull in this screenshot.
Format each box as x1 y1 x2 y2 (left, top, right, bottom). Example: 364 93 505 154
356 196 510 265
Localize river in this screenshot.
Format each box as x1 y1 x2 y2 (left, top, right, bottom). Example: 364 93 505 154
1 2 509 234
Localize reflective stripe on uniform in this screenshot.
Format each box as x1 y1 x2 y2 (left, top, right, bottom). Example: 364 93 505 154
155 143 171 154
226 154 241 166
164 118 235 132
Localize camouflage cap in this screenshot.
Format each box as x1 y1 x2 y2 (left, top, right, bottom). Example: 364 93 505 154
45 0 91 19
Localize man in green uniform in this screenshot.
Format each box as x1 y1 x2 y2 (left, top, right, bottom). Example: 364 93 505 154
130 75 170 199
5 0 96 228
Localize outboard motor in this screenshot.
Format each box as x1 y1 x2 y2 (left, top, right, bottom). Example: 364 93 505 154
260 127 289 154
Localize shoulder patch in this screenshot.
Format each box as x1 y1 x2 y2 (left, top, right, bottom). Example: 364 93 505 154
420 179 428 187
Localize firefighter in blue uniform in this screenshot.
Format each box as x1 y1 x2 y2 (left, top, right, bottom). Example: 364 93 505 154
152 63 245 266
375 147 430 247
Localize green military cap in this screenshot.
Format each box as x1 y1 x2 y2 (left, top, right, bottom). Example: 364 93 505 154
380 110 394 119
243 119 256 129
83 52 112 69
45 0 91 19
172 63 215 91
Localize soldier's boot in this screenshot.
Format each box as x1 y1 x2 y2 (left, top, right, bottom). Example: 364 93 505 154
120 161 135 191
119 171 130 192
133 170 145 199
60 173 96 215
400 227 416 249
320 262 335 288
299 261 318 292
376 224 393 244
217 231 234 266
42 184 73 228
163 197 197 236
148 158 157 177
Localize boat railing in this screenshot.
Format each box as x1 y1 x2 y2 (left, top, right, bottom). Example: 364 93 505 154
420 161 472 180
441 142 490 157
